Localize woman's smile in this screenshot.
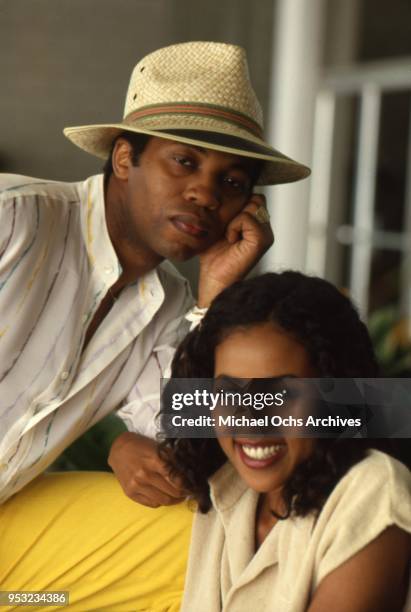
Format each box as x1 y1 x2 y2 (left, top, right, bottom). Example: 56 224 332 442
235 439 287 469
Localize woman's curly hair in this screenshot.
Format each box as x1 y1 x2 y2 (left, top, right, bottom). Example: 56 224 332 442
160 271 396 516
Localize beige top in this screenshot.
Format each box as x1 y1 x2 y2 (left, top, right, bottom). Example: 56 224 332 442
181 450 411 612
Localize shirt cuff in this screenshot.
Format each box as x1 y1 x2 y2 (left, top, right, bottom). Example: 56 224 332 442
185 304 208 328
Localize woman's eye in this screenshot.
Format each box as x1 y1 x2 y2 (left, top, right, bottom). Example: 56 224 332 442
282 386 301 401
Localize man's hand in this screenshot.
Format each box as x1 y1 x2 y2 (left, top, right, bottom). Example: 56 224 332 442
108 431 187 507
198 194 274 307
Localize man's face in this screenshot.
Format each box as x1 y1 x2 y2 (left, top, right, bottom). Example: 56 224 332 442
113 136 259 261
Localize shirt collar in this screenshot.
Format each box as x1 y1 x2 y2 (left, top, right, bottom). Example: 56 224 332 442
79 174 166 303
80 174 122 286
209 461 253 512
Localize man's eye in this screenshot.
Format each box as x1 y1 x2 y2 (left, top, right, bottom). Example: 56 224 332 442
173 155 194 167
224 176 247 192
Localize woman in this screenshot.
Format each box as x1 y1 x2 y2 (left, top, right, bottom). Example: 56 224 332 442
161 271 411 612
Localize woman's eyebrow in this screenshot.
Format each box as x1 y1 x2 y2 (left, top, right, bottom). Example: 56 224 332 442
214 374 300 382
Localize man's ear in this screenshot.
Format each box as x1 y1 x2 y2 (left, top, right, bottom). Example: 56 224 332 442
112 138 133 180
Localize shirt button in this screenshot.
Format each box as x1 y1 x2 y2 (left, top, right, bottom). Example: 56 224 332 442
104 265 114 274
60 371 69 381
82 314 88 323
0 463 7 471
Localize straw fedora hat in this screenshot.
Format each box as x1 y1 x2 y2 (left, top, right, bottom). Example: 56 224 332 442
64 41 310 185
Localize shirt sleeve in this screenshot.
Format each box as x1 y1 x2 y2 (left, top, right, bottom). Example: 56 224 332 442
313 451 411 586
116 269 195 438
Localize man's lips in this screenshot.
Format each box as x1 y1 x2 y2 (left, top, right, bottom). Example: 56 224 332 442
170 214 210 238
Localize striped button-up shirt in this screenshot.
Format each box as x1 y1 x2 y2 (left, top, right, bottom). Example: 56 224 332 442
0 173 193 503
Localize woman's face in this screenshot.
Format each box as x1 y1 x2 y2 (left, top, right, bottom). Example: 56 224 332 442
214 322 316 497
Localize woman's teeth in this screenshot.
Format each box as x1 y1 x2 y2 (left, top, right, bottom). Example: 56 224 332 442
241 444 283 460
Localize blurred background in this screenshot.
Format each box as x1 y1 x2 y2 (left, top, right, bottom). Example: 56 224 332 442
2 0 411 468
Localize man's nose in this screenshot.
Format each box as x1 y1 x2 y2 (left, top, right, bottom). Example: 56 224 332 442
183 175 220 210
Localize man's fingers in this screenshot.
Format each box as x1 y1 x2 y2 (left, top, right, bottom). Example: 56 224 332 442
242 193 267 216
126 482 186 507
148 470 188 498
225 208 272 245
122 459 187 498
153 451 188 490
109 432 190 507
225 220 243 244
242 195 273 230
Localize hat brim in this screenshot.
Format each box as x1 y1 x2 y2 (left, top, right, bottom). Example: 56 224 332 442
63 123 310 185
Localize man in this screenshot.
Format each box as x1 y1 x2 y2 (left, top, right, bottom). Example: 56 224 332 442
0 42 309 606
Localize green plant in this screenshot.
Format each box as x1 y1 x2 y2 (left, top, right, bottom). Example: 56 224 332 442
368 305 411 376
50 414 127 472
